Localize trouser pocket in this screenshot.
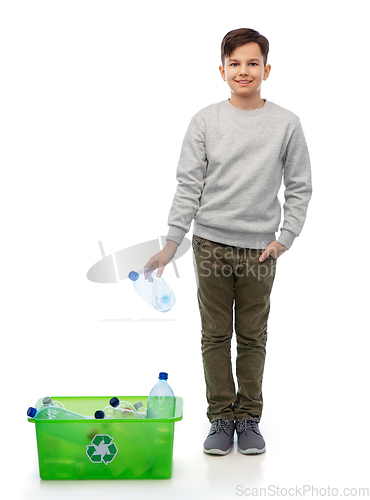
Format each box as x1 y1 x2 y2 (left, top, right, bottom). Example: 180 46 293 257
192 234 208 253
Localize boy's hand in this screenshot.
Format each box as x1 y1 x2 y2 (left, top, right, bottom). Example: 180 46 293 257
143 240 179 281
259 241 287 262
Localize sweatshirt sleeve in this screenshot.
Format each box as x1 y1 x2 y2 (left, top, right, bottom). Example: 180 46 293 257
166 113 208 246
277 117 313 249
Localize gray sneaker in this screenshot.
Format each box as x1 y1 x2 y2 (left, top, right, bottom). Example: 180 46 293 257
203 419 235 455
236 419 266 454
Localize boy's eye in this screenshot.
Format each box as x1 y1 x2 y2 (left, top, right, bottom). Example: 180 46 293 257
230 62 258 66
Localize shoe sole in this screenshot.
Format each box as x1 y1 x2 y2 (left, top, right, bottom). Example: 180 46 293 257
203 447 231 455
238 446 266 455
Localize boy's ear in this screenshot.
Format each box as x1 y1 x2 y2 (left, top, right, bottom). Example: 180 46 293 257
263 64 271 80
219 65 226 80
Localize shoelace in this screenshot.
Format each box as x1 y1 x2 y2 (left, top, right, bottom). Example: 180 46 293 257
211 419 233 434
236 418 261 435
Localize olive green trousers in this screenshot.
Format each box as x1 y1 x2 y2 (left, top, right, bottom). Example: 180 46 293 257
192 234 277 423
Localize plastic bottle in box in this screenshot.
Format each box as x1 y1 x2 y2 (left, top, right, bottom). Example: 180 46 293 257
35 396 65 410
109 397 144 419
94 406 115 419
133 401 147 418
146 372 175 419
27 406 85 420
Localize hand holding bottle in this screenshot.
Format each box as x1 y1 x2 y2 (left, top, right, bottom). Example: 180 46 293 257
128 268 176 312
143 240 179 282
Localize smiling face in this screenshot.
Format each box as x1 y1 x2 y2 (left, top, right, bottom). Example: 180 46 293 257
219 42 271 107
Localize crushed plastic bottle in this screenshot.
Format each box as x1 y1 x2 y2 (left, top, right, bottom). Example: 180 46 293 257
146 372 175 419
128 268 176 312
27 406 85 420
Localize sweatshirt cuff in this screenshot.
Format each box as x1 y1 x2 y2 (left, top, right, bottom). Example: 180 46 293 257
166 226 187 246
277 229 296 250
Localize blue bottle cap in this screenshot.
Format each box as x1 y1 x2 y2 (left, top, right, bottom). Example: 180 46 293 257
128 271 139 281
110 397 120 408
27 407 37 418
159 372 168 380
94 410 105 419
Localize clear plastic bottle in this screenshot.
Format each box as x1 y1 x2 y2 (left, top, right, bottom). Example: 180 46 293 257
34 396 65 410
128 268 176 312
93 400 144 420
146 372 176 419
133 401 147 418
109 397 144 419
27 406 85 420
93 404 117 419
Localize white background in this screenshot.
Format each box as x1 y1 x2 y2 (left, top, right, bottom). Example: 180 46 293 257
1 1 369 498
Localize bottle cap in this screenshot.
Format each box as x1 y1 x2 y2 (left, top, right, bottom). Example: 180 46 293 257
128 271 139 281
94 410 105 419
159 372 168 380
134 401 144 410
42 396 52 405
27 407 37 418
109 397 120 408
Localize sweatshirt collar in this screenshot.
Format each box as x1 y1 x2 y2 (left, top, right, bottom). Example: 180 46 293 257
224 98 269 116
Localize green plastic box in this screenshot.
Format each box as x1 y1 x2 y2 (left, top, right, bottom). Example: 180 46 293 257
28 395 183 480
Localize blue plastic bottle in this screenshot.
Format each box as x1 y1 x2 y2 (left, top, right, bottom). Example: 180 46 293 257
128 268 176 312
27 406 85 420
146 372 175 419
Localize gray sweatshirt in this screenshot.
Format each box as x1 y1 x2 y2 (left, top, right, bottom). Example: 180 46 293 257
166 98 312 250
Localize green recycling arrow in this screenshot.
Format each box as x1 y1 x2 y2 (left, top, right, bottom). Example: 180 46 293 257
86 434 118 465
92 435 104 446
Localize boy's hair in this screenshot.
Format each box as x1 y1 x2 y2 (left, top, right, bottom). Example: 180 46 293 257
221 28 269 68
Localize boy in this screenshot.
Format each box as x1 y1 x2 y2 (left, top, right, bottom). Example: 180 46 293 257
144 28 312 455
